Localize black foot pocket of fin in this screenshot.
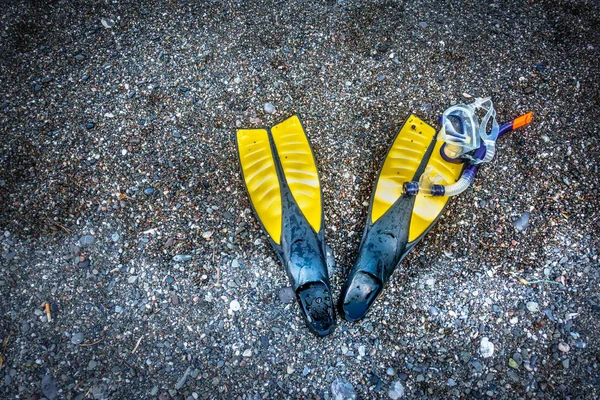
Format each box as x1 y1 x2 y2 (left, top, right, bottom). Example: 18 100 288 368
340 271 382 322
297 282 335 337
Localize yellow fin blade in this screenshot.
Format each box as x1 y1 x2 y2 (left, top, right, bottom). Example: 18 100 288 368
236 129 282 244
271 116 322 233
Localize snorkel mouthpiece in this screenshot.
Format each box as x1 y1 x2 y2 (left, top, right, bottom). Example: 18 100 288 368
403 98 532 197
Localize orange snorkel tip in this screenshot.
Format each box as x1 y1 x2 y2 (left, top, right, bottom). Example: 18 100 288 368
513 112 533 130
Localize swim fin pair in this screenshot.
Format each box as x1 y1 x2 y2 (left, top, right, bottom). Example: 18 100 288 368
236 114 460 335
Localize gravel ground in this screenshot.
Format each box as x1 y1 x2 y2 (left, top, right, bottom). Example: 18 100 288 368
1 0 599 399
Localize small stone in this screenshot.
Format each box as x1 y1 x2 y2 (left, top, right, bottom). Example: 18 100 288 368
505 370 519 383
513 352 523 365
150 386 159 396
263 102 275 114
514 212 530 232
509 358 519 369
115 305 123 313
331 378 356 400
386 367 395 376
242 349 252 357
558 343 570 353
358 345 366 357
75 54 85 61
278 286 295 304
41 374 58 399
230 299 241 312
480 337 494 358
460 351 471 363
21 321 30 333
429 306 439 316
173 255 192 262
175 367 191 390
302 366 310 376
80 235 95 246
111 232 120 242
562 359 570 368
447 378 456 386
418 21 428 28
524 87 534 94
416 374 424 382
286 365 295 374
86 122 95 129
71 332 84 345
128 276 138 284
388 381 405 399
88 360 98 370
144 187 156 196
171 294 179 305
100 18 115 28
526 301 539 312
90 385 106 399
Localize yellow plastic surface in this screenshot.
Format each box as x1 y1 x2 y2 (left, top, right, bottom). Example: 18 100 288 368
271 116 322 233
371 115 436 223
409 140 463 242
237 129 282 244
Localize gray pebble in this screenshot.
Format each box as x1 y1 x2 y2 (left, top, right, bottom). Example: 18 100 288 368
388 380 405 399
80 235 95 246
175 366 191 390
263 102 275 114
278 286 295 304
41 374 58 399
514 212 530 232
71 332 84 345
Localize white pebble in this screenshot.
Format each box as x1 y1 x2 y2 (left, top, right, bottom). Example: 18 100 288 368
230 299 241 312
480 337 495 358
526 301 539 312
558 343 570 353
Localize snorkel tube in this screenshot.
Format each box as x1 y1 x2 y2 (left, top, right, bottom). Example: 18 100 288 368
403 98 533 197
